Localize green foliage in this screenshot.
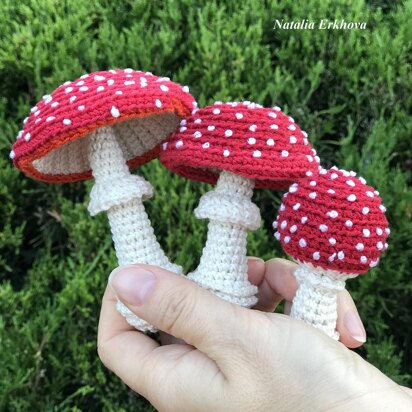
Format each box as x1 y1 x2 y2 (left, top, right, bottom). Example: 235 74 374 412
0 0 411 409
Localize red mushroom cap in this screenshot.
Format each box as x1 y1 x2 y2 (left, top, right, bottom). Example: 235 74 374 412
11 69 195 183
274 167 389 274
160 102 319 189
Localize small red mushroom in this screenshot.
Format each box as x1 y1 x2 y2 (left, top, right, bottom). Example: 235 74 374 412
11 69 196 332
274 167 389 338
161 101 319 307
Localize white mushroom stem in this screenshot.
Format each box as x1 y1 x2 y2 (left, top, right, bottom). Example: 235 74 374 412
290 263 353 339
187 170 261 307
88 126 182 332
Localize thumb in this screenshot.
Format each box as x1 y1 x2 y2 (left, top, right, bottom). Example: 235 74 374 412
109 264 246 360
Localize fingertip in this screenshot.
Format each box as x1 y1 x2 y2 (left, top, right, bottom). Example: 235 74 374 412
337 290 367 348
247 257 266 285
264 258 299 302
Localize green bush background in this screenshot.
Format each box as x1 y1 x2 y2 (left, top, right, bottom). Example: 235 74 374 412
0 0 411 410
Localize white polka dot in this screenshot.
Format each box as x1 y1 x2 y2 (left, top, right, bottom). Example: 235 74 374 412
17 130 23 139
273 106 281 111
327 189 336 194
288 124 296 131
270 124 278 130
303 138 308 145
290 225 297 233
24 132 31 141
319 224 328 232
273 221 278 229
376 241 383 250
299 239 307 248
346 180 355 187
306 155 314 162
280 204 285 212
94 74 106 81
76 80 84 86
313 252 320 260
193 131 202 138
289 184 298 193
65 87 73 93
379 205 386 212
35 109 41 115
155 99 162 108
207 125 215 131
110 106 120 117
360 256 367 264
9 150 15 159
329 253 337 262
327 210 338 218
235 113 243 119
363 229 371 237
301 216 308 224
63 119 71 125
213 108 220 115
356 243 364 251
179 127 187 132
107 79 114 86
266 138 275 146
23 117 28 124
376 228 383 236
338 251 345 260
79 86 88 92
176 140 183 148
115 91 123 95
182 86 190 93
268 112 277 118
123 80 135 86
309 180 316 187
253 150 262 158
274 232 281 240
330 173 338 180
97 86 105 92
345 220 353 227
306 171 313 177
280 220 287 229
309 192 317 199
281 150 289 157
223 149 230 157
249 124 257 132
225 130 233 137
194 119 202 124
347 194 357 202
202 142 210 149
293 203 300 210
289 136 297 144
80 74 89 78
384 242 388 249
329 238 336 245
385 228 390 235
370 260 379 268
51 102 59 108
284 236 291 244
160 85 169 92
342 170 351 177
366 191 374 198
362 207 369 215
46 116 55 122
162 142 168 150
35 118 41 123
248 137 256 145
359 177 366 184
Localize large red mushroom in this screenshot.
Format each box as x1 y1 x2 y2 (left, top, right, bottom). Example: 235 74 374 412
161 101 319 307
11 69 196 332
274 167 389 338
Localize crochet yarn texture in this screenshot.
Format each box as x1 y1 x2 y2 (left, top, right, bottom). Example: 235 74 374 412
274 167 389 338
12 69 196 332
161 102 320 307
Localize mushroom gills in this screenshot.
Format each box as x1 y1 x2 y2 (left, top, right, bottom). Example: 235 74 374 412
188 170 260 307
88 126 182 332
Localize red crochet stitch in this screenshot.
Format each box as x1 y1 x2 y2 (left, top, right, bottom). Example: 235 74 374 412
160 102 320 189
274 167 389 274
11 69 196 182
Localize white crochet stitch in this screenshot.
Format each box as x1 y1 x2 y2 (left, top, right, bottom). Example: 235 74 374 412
290 262 356 339
88 126 182 332
188 170 260 307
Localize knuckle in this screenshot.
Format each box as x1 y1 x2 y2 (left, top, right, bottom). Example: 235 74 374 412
157 284 197 335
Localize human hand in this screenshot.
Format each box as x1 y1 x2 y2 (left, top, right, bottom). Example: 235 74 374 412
98 260 412 411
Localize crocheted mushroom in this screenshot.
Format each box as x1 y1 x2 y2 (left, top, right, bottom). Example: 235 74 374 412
11 69 195 332
274 167 389 339
161 101 320 307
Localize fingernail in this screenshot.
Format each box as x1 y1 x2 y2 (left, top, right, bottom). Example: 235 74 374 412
247 257 264 263
109 266 156 306
343 311 367 343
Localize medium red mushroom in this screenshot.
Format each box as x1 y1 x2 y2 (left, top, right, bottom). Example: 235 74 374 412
274 167 389 339
11 69 196 332
161 101 319 307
